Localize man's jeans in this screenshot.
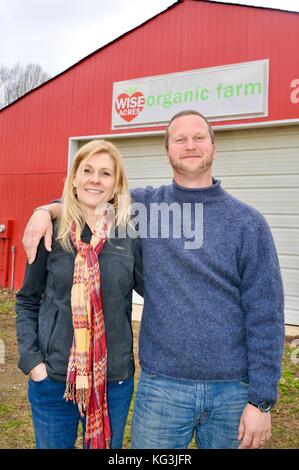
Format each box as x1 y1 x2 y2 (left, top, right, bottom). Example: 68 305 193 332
131 370 249 449
28 375 134 449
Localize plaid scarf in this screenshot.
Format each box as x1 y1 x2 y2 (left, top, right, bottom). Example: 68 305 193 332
64 219 111 449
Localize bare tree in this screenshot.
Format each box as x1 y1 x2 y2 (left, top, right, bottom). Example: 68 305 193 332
0 63 51 109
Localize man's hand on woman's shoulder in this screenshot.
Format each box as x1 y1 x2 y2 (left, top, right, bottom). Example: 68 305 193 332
22 203 62 263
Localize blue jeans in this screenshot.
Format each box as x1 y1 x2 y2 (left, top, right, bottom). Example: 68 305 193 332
131 370 249 449
28 376 134 449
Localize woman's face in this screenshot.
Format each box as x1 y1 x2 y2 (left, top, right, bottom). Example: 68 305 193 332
73 152 116 212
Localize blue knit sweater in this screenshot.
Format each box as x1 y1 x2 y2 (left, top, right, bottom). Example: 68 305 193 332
131 179 285 405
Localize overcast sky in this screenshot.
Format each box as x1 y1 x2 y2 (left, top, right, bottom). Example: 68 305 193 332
1 0 299 78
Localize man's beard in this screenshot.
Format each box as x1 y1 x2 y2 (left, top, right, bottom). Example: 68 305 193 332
169 154 214 175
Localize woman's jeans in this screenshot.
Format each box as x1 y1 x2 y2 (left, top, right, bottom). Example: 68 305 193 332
28 376 134 449
131 370 249 449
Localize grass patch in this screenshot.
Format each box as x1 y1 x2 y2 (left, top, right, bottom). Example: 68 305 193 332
0 288 16 316
1 419 23 432
0 403 15 414
0 299 15 316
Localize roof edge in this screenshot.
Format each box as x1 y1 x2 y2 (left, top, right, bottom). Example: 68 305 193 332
201 0 299 15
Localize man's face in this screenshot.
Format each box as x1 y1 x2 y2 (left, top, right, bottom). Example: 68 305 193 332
166 114 216 178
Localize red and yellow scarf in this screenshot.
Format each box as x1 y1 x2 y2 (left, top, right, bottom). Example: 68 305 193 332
64 219 111 449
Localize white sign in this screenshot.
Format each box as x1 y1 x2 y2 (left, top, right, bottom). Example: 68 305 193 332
112 59 269 129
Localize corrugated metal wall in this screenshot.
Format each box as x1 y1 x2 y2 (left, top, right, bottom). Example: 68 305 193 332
0 0 299 287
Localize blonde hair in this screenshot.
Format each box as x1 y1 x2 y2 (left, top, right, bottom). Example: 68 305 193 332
57 139 132 251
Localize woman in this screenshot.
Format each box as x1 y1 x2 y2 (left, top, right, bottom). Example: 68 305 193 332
16 140 143 449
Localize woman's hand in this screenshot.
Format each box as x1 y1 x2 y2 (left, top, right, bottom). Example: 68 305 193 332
29 363 48 382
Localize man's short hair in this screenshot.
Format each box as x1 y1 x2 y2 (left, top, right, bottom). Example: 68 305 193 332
165 110 215 149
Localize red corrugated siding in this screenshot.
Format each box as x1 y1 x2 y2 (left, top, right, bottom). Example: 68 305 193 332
0 0 299 287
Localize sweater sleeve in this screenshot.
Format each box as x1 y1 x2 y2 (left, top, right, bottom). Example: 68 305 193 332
16 239 49 375
239 214 285 405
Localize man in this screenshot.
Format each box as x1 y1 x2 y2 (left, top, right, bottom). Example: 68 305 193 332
22 110 284 449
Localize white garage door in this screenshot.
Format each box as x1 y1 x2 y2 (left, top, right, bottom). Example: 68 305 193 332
93 124 299 325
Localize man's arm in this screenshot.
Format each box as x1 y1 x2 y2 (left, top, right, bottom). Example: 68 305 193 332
23 187 149 264
22 202 62 263
238 212 284 448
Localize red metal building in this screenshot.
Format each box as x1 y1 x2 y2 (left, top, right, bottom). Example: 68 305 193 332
0 0 298 323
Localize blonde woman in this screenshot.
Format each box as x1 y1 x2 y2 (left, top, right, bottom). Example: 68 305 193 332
16 140 143 449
